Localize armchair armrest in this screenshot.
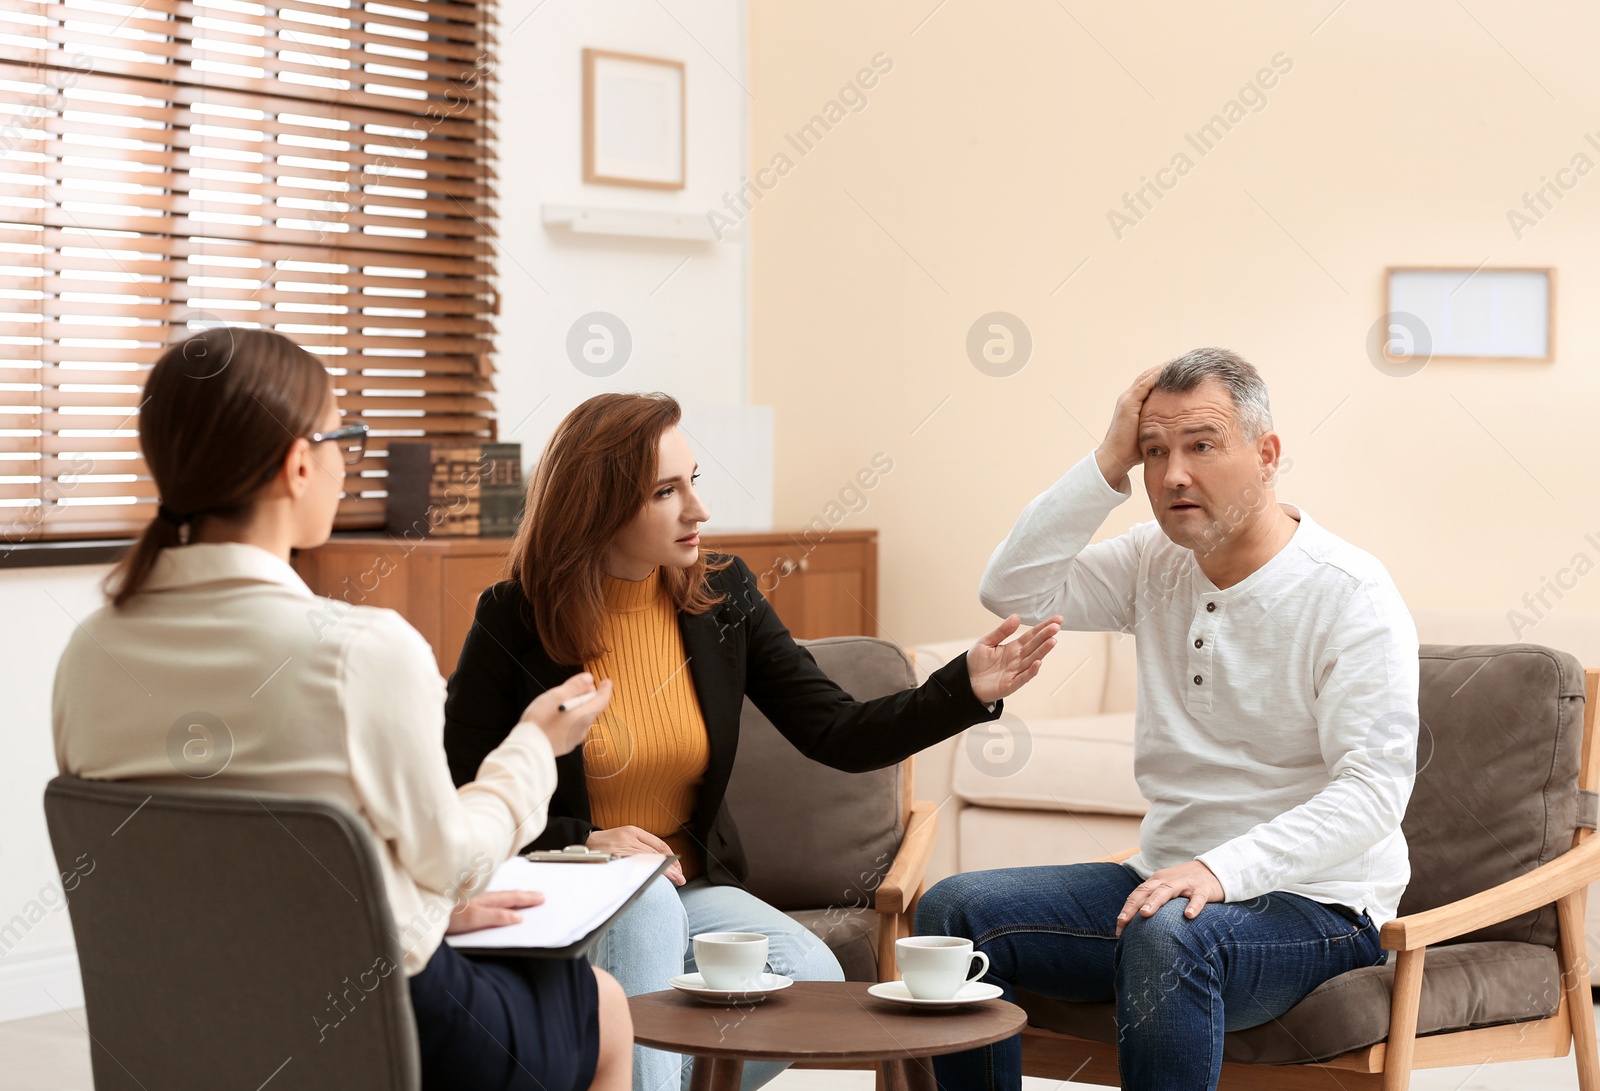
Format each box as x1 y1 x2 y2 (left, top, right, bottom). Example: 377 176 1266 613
1097 845 1140 864
876 801 939 915
1381 835 1600 952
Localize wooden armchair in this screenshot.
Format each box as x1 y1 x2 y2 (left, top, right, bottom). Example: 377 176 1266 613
721 635 939 984
1018 645 1600 1090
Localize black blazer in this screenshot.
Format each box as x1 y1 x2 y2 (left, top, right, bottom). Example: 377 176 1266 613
443 554 1002 887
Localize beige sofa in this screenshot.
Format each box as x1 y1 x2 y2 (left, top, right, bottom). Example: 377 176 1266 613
909 605 1600 978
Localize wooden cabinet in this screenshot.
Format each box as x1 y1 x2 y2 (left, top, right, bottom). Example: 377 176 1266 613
291 534 512 676
700 530 878 641
293 529 878 675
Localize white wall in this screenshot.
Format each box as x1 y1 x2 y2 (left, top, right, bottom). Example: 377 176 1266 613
492 0 754 501
0 565 112 1019
0 0 752 1020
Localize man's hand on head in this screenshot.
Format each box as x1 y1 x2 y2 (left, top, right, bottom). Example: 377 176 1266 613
1115 859 1226 936
1094 365 1163 492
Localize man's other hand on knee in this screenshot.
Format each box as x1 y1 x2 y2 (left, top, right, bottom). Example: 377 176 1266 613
1116 860 1224 936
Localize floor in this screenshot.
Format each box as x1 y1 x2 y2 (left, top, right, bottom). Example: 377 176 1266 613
0 1005 1591 1090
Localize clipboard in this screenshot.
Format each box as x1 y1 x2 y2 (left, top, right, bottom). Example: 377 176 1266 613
447 853 676 960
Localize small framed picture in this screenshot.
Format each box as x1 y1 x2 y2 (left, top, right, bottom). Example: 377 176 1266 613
583 48 686 190
1385 266 1554 361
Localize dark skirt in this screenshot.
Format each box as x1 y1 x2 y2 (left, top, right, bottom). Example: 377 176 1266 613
409 941 601 1091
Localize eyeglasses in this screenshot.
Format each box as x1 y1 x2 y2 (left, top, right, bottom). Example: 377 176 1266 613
307 422 369 466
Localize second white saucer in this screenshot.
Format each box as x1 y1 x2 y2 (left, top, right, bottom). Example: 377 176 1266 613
866 980 1004 1009
669 972 794 1005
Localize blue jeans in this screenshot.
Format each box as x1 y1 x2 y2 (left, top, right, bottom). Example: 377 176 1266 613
915 863 1384 1091
591 875 845 1091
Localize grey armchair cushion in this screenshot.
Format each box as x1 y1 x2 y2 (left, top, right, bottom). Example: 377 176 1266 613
1402 644 1585 946
45 776 418 1091
1019 940 1562 1064
788 907 881 983
724 636 911 914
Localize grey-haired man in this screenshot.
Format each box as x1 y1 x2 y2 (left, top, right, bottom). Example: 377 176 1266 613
918 348 1420 1091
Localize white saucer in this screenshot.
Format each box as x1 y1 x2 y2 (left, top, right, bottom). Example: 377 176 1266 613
669 972 794 1005
867 980 1004 1009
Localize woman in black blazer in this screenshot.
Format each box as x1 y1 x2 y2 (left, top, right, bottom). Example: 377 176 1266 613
445 392 1061 1091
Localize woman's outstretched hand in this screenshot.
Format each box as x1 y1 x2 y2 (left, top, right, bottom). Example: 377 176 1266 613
964 614 1063 705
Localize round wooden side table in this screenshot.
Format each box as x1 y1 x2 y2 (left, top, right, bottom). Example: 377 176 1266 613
629 980 1027 1091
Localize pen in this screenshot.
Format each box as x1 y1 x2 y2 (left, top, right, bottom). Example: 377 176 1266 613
557 690 597 713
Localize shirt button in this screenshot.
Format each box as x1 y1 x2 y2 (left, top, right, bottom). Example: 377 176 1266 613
1193 675 1203 685
1194 638 1203 648
1206 602 1217 612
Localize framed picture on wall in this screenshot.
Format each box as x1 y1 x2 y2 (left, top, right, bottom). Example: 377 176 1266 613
583 48 686 190
1385 266 1555 361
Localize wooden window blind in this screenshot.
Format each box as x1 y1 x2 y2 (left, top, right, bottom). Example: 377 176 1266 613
0 0 498 541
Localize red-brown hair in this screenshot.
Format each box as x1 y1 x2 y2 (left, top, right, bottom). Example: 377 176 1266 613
508 392 730 665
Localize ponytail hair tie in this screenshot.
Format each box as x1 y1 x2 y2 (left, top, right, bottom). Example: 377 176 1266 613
156 505 191 527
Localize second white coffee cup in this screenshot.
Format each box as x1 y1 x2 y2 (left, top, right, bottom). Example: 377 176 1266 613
692 931 770 991
895 936 990 1000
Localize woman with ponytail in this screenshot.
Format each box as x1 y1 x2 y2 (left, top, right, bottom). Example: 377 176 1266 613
54 328 632 1091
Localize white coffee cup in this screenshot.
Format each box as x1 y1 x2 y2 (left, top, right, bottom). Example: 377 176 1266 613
895 936 990 1000
692 931 770 991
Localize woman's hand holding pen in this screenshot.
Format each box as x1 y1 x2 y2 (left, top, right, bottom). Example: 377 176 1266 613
965 614 1064 704
452 671 623 935
519 672 613 756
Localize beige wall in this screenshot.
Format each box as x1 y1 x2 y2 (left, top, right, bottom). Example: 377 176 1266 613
748 1 1600 648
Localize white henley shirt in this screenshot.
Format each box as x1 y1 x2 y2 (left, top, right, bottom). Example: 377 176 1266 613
979 453 1420 925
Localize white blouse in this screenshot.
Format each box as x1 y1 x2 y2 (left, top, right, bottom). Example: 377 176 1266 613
52 542 557 974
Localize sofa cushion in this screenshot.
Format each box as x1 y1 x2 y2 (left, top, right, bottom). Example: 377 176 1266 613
912 630 1111 720
1019 940 1561 1064
1403 645 1585 946
959 808 1142 872
1004 629 1113 719
1102 631 1137 714
724 636 910 912
952 712 1143 816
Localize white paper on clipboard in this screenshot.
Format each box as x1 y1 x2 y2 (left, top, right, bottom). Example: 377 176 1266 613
445 853 668 952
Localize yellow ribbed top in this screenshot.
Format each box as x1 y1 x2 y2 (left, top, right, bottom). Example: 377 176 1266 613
583 566 711 879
